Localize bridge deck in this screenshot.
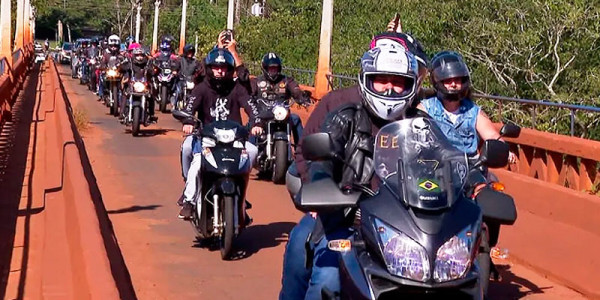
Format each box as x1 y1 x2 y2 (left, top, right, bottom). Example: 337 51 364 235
0 62 589 299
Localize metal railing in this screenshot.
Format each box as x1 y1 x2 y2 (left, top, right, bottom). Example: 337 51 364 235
473 93 600 137
246 62 316 86
326 73 357 90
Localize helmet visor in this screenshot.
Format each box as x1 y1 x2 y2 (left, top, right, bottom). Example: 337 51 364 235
364 73 415 99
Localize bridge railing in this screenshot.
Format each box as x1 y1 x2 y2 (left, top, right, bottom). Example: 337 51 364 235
0 45 34 131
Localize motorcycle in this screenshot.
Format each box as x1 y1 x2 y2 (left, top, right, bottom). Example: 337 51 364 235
254 98 292 184
103 61 123 117
173 110 252 260
296 118 520 300
175 77 195 111
87 57 99 92
154 60 177 113
123 77 153 136
79 56 90 85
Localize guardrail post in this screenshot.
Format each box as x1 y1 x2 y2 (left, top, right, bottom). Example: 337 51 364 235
14 0 24 51
0 0 11 61
314 0 333 99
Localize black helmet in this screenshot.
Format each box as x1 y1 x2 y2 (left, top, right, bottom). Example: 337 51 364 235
261 52 282 82
90 38 98 46
205 48 236 91
159 36 174 52
429 51 471 102
183 44 195 57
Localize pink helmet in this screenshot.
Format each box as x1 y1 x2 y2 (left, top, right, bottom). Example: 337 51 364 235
128 42 141 52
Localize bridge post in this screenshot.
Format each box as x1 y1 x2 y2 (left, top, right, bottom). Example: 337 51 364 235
151 1 160 54
178 0 187 54
14 0 24 50
24 0 30 45
0 0 11 61
314 0 334 99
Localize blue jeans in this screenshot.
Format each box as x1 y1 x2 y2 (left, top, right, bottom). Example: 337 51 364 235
280 214 315 300
304 227 352 300
280 214 351 300
290 113 303 146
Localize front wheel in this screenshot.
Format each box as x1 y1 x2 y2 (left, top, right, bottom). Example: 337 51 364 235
220 195 235 260
272 140 289 184
131 106 141 136
159 86 168 113
111 85 120 117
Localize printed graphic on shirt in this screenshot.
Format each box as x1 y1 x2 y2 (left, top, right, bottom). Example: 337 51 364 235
210 98 230 121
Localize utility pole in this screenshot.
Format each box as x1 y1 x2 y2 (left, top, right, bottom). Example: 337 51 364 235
67 24 72 43
57 20 63 43
1 0 11 62
151 0 160 53
130 1 134 38
179 0 187 54
314 0 334 99
135 1 142 42
194 33 198 57
227 0 234 30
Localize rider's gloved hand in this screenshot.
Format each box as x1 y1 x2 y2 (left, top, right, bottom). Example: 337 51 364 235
251 126 263 136
202 136 216 148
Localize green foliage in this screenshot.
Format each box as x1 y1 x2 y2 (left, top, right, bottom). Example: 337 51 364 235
33 0 600 138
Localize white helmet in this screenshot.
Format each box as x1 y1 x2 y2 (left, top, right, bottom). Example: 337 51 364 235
358 46 419 121
108 35 121 46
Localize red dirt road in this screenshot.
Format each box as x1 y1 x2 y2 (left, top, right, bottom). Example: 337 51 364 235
55 64 586 300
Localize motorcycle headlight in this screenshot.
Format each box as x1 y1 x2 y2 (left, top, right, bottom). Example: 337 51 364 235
90 58 96 64
272 105 288 121
374 218 430 282
214 128 236 144
107 69 117 77
433 225 478 282
133 82 147 93
186 81 195 90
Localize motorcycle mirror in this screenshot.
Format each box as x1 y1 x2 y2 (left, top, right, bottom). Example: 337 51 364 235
478 140 510 169
476 187 517 225
499 122 521 138
301 133 335 161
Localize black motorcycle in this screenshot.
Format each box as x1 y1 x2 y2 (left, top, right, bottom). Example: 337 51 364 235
254 98 292 184
173 110 252 260
87 56 99 92
154 60 177 113
79 56 90 85
103 60 123 117
123 77 153 136
297 118 519 300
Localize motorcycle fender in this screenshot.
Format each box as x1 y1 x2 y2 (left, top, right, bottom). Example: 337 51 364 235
272 131 288 141
218 178 236 195
339 249 374 300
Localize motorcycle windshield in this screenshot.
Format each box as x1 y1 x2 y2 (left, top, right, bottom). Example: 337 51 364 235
373 118 469 210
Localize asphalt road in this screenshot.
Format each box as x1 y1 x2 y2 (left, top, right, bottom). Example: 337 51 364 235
55 64 586 300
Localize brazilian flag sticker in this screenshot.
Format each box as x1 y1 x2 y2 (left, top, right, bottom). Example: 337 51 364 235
418 179 440 192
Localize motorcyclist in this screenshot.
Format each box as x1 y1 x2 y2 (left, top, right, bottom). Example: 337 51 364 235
119 44 157 123
88 39 101 92
150 36 180 104
418 51 517 162
176 41 261 220
280 45 430 299
174 44 204 107
249 52 311 147
99 35 125 100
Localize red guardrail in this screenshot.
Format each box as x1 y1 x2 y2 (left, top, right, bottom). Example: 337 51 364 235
0 44 33 131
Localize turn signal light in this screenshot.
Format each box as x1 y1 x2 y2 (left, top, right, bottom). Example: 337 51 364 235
328 239 352 252
490 182 505 192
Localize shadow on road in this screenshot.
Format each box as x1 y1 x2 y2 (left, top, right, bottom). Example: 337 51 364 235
193 221 296 260
489 264 551 299
0 65 40 299
124 128 175 137
107 204 163 214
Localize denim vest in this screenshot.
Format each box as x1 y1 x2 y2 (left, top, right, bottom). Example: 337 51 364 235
421 97 480 155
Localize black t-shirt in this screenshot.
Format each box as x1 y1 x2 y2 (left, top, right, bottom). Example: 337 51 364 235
183 71 258 126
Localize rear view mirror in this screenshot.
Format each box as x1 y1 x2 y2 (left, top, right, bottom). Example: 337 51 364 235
294 178 360 212
479 140 510 168
301 133 335 161
476 188 517 225
500 123 521 138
